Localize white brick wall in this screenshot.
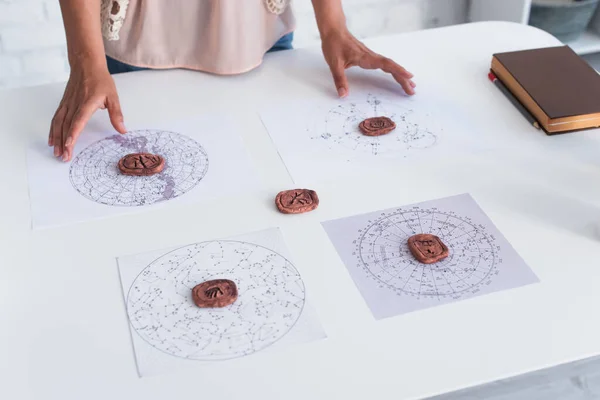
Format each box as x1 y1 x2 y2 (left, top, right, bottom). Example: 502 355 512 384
0 54 20 77
44 0 63 21
292 0 468 47
0 0 467 89
2 23 66 52
0 0 69 88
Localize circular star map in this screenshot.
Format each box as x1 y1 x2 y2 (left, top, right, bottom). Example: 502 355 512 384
126 240 306 361
69 129 208 207
356 207 500 299
310 93 438 156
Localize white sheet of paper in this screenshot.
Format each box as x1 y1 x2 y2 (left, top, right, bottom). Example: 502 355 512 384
117 227 326 377
27 115 260 229
260 89 492 184
322 194 539 320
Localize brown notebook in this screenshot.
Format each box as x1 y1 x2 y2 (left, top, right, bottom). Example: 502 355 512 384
491 45 600 134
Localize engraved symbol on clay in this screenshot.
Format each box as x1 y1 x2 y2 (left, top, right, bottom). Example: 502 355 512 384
407 234 449 264
359 116 396 136
419 240 436 253
118 153 165 176
291 191 311 205
275 189 319 214
192 279 238 308
205 286 223 299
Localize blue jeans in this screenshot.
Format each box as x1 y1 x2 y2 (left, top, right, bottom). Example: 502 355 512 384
106 32 294 74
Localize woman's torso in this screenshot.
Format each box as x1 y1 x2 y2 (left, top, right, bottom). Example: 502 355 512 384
102 0 295 75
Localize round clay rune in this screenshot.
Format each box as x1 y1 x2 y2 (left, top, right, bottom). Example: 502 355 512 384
275 189 319 214
192 279 238 308
118 153 165 176
407 234 449 264
358 116 396 136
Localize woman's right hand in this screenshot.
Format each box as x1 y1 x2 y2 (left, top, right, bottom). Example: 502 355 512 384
49 64 127 162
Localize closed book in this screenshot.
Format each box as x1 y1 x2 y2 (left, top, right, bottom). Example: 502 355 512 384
491 45 600 134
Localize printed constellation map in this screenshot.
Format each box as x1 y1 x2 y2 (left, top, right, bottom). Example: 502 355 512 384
356 208 498 299
322 194 538 319
260 90 483 184
126 240 305 361
69 130 208 207
310 93 438 156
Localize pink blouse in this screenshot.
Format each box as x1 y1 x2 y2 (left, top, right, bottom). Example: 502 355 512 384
101 0 295 75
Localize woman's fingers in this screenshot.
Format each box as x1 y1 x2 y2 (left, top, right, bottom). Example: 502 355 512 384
379 57 413 79
63 101 97 161
51 107 67 157
50 90 70 147
328 61 350 98
389 68 416 95
61 106 78 161
106 95 127 134
48 67 123 162
397 77 415 96
61 93 126 162
48 117 56 146
359 53 416 95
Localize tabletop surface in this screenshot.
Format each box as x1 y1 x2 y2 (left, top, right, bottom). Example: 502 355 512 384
2 21 600 400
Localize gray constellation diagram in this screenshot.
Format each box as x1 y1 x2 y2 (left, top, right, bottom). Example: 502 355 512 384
126 240 306 361
356 207 500 300
310 93 438 156
69 129 208 207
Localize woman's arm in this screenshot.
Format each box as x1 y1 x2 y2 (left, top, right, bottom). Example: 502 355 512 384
311 0 415 97
51 0 126 162
311 0 346 38
60 0 106 70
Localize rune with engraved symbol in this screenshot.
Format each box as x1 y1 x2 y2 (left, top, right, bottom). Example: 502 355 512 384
358 116 396 136
407 234 449 264
192 279 238 308
275 189 319 214
118 153 165 176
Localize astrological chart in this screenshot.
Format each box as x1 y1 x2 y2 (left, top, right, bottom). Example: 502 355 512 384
310 93 437 156
26 114 260 228
322 194 538 319
260 89 485 184
70 130 208 206
117 228 326 377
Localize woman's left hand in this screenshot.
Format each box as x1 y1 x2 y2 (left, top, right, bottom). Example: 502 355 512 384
320 28 416 98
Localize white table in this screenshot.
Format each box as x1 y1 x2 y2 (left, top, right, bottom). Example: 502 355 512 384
2 21 600 400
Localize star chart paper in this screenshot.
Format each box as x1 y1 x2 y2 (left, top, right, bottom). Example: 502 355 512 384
260 89 490 184
26 115 260 228
117 227 326 377
322 194 539 319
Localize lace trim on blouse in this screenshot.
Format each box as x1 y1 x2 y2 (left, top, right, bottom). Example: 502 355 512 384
101 0 290 41
265 0 290 15
101 0 130 41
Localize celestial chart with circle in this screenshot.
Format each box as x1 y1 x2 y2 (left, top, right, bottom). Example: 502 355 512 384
310 93 439 156
356 207 500 299
126 240 306 361
69 130 208 207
